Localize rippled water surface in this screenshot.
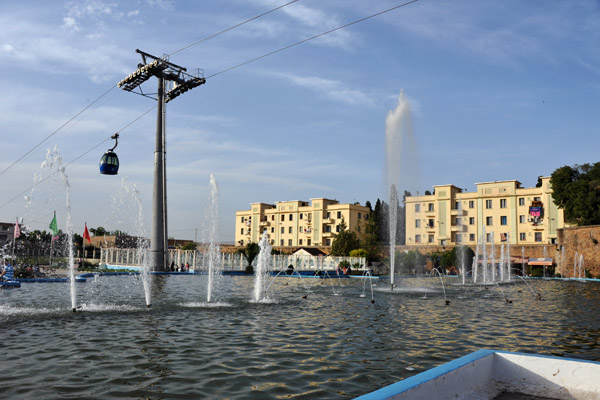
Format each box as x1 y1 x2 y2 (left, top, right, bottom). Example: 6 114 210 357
1 275 600 399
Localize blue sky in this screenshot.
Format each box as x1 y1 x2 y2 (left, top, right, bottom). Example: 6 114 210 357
1 0 599 243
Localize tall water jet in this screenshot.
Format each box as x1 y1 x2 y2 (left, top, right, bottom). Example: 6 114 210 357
385 91 417 288
112 178 151 306
203 173 220 303
253 231 272 302
388 184 398 287
32 147 78 311
455 201 467 285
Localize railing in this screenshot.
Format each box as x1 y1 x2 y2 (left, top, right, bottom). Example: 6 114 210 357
100 247 367 271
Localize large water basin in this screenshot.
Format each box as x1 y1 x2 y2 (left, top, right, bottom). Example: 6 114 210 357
1 275 599 399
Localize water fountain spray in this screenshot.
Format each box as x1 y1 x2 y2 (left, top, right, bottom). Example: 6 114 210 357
37 147 78 311
385 91 417 290
204 174 220 303
253 231 272 302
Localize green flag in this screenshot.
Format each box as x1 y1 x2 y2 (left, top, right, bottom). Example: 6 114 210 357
49 211 59 240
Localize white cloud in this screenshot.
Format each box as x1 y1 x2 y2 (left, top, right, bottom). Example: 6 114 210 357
270 71 375 106
61 16 80 31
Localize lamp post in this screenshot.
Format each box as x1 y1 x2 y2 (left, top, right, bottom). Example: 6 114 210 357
117 49 205 271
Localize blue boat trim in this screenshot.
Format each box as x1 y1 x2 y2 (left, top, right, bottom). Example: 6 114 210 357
355 349 600 399
355 349 494 400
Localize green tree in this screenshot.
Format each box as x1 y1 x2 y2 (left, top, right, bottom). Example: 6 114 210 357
551 163 600 225
330 219 360 256
395 250 427 275
238 242 260 273
349 248 368 258
182 242 197 251
90 226 107 236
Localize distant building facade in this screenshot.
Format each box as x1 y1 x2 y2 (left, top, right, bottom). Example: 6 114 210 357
235 198 370 247
404 177 565 247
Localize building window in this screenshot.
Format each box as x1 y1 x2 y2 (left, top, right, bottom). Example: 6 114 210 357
271 227 274 233
281 227 284 234
326 239 331 246
300 213 303 220
240 228 244 234
519 215 525 223
324 225 331 233
415 219 421 228
337 211 341 219
469 200 474 209
456 233 462 242
299 239 303 245
469 217 475 225
454 201 459 209
469 234 475 241
500 216 507 225
299 227 303 233
486 233 493 242
280 239 284 246
486 200 492 209
281 215 285 221
240 217 244 223
288 239 292 246
288 227 292 234
326 212 331 218
289 214 293 221
428 219 435 228
520 233 526 241
415 204 421 212
358 212 362 219
535 232 542 242
428 234 434 243
456 217 462 226
486 216 493 226
519 198 525 206
415 234 421 243
500 199 507 208
428 203 434 212
534 197 541 202
336 225 341 233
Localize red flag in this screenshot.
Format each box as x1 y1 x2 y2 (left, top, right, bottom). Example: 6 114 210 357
14 218 20 239
83 223 91 243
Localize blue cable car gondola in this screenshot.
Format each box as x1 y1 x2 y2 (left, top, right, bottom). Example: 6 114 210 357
100 133 120 175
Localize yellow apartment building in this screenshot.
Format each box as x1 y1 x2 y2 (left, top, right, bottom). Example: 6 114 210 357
404 177 565 247
235 198 370 248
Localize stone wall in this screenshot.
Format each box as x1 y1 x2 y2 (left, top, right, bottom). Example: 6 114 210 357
557 225 600 278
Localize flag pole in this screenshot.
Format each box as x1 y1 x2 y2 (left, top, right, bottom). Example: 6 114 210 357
83 222 86 266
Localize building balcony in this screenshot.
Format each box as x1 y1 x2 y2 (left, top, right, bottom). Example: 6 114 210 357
322 231 334 238
451 209 466 216
322 218 334 224
259 221 270 227
425 225 436 232
451 225 467 232
425 209 435 217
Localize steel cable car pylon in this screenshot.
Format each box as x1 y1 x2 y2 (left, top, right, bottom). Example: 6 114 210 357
99 133 120 175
